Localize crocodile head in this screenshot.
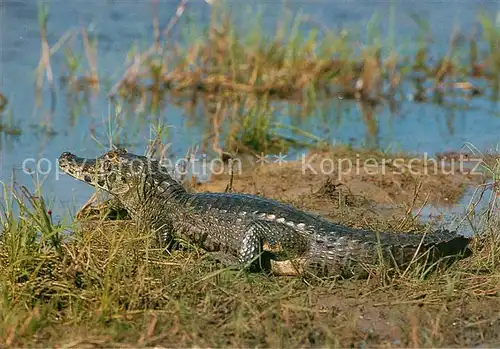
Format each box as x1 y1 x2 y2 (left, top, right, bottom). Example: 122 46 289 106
58 148 183 207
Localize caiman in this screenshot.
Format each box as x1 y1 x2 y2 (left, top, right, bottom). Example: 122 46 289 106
58 148 472 278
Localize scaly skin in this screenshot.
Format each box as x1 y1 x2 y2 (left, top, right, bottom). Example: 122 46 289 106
58 148 472 278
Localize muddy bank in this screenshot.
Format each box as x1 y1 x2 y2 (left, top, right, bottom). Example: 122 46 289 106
52 146 500 348
192 146 485 231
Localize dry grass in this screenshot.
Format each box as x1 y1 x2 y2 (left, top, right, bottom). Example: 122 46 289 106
1 151 500 347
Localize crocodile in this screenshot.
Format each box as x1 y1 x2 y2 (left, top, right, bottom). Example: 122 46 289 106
58 148 472 278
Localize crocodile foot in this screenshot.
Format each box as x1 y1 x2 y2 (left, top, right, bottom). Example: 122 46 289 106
76 194 130 221
204 251 274 273
203 252 241 270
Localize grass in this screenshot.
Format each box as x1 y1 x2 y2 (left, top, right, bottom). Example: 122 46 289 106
0 100 22 137
1 147 500 347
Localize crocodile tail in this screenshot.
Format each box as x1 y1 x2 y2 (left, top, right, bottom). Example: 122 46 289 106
432 234 472 259
386 230 472 268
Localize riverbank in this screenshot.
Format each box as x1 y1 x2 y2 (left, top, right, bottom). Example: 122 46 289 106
1 147 499 347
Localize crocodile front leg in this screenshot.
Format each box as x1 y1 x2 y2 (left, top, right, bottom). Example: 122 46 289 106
76 195 130 220
104 197 130 219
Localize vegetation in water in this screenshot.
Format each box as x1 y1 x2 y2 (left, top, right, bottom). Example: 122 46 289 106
28 0 500 156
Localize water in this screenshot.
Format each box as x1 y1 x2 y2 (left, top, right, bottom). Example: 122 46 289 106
1 0 500 222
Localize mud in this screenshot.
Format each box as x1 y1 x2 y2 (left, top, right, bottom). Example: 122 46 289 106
193 147 484 231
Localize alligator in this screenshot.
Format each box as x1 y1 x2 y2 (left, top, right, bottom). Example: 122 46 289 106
58 148 472 278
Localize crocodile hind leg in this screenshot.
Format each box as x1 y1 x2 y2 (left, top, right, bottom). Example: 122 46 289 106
236 220 309 273
200 225 272 272
236 223 271 272
203 220 309 274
